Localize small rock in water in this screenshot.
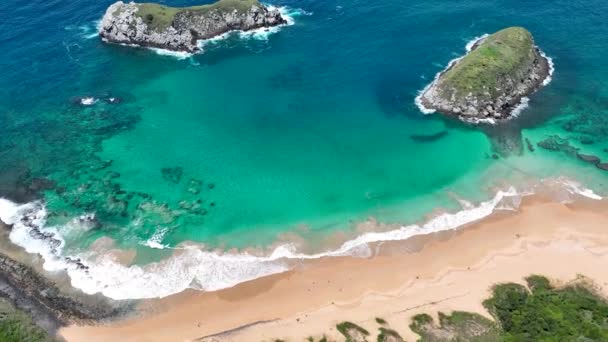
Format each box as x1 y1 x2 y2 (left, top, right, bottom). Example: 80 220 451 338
525 138 535 152
161 167 183 184
576 153 600 165
597 163 608 171
77 97 98 106
104 171 121 179
104 97 122 104
187 178 203 194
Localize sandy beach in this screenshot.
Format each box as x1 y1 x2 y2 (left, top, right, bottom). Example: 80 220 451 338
59 195 608 341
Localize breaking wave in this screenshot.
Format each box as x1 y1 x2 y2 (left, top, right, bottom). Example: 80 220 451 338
0 177 601 300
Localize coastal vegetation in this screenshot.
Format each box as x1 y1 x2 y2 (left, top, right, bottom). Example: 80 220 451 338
134 0 264 31
0 298 54 342
418 26 550 120
275 275 608 341
100 0 286 52
440 27 535 101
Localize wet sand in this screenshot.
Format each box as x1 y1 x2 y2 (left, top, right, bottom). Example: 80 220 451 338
60 195 608 341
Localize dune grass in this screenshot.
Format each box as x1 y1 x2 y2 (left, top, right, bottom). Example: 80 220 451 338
410 311 499 342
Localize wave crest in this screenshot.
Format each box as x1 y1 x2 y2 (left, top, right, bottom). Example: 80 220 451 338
0 178 601 300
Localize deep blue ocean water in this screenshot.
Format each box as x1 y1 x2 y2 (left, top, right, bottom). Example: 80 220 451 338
1 0 607 298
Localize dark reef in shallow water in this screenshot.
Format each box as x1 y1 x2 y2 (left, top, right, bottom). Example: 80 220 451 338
409 131 448 143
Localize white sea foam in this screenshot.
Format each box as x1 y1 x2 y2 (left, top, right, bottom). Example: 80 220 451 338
540 50 555 86
510 96 530 118
200 6 308 46
80 97 98 106
142 227 169 249
148 47 194 60
0 178 601 300
109 5 307 60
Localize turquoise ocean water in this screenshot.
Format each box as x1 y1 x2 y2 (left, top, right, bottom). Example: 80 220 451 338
1 0 607 298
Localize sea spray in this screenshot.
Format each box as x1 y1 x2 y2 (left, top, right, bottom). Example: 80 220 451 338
0 177 600 300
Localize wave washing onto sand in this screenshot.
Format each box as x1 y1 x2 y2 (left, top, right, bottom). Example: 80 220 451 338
414 33 555 124
0 178 602 300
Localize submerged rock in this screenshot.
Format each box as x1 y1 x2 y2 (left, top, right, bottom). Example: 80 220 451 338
418 27 552 122
597 163 608 171
577 153 600 165
525 138 535 152
409 130 448 143
161 167 183 184
99 0 287 53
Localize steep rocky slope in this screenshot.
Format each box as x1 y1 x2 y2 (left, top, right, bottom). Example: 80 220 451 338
99 0 286 52
418 27 551 122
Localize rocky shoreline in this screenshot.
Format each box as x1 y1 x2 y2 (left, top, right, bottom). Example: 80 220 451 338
99 0 287 53
0 220 127 339
417 27 553 123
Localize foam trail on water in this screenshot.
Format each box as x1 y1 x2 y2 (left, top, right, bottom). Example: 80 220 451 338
201 6 309 46
148 48 193 60
540 50 555 86
0 178 601 300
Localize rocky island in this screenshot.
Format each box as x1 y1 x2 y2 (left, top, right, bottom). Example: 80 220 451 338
99 0 287 53
417 27 553 123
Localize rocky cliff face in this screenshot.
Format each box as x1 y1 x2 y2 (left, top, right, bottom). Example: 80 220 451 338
418 27 551 122
99 0 287 53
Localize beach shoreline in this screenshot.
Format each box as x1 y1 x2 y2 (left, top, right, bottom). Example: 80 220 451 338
59 194 608 341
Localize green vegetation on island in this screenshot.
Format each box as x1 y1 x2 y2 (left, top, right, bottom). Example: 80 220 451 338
134 0 263 31
418 26 550 120
100 0 286 52
440 27 535 101
0 298 54 342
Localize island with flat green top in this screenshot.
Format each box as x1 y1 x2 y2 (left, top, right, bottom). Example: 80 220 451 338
417 27 552 122
99 0 287 53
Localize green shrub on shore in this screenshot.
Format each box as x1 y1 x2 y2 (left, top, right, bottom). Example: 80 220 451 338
336 321 370 341
267 275 608 342
483 275 608 341
0 298 54 342
410 311 499 341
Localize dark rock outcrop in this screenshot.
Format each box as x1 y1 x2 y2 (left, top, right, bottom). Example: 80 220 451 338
417 27 552 123
576 153 600 165
99 0 287 53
